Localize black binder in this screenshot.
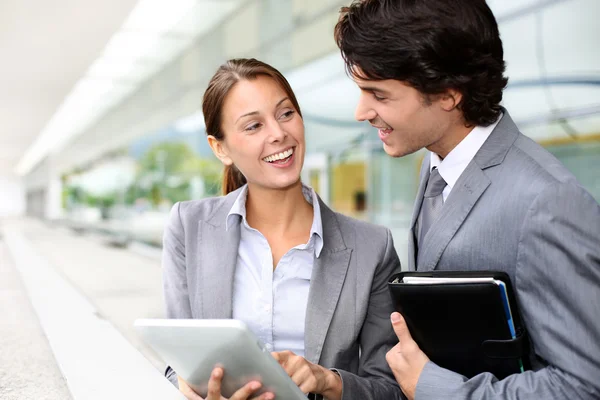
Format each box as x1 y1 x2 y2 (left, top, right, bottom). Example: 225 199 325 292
388 271 530 379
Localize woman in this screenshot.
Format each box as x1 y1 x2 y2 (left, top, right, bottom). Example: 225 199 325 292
163 58 403 400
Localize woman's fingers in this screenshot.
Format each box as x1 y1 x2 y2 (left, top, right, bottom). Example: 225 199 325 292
205 367 224 400
229 380 274 400
178 376 204 400
255 392 276 400
184 367 275 400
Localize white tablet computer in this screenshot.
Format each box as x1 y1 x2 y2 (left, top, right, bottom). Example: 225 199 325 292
134 319 307 399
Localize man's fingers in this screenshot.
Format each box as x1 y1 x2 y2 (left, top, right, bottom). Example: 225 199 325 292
391 312 413 343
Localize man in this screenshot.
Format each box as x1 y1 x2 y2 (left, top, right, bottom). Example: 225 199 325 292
334 0 600 399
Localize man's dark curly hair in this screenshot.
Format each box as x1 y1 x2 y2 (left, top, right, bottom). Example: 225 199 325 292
334 0 508 127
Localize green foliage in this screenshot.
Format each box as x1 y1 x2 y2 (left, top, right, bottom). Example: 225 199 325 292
62 141 224 212
136 141 222 204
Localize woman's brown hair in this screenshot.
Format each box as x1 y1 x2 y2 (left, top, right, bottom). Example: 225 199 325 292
202 58 303 195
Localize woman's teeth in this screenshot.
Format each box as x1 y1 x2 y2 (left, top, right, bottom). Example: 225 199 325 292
263 148 294 163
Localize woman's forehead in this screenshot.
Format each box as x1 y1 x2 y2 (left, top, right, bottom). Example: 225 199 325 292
223 77 289 119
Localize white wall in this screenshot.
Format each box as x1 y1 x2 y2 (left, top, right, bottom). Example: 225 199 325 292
23 157 64 220
0 175 25 217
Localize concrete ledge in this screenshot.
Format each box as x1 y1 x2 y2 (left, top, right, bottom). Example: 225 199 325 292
0 241 71 400
2 226 184 400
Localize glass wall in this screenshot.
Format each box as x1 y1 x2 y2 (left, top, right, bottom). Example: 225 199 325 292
54 0 599 262
546 139 600 201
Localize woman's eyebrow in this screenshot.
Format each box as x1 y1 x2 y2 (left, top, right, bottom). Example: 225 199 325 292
235 97 290 123
275 97 289 107
236 111 259 123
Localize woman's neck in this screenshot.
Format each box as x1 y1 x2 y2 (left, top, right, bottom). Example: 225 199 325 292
245 180 314 235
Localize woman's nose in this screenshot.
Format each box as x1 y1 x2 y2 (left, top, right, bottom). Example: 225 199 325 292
268 122 287 142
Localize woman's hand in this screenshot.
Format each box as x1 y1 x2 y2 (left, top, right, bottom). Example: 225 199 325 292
178 375 204 400
178 367 275 400
271 351 342 400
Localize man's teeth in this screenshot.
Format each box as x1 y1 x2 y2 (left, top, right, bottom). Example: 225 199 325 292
264 148 294 163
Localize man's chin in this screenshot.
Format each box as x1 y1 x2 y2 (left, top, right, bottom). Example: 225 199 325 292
383 142 416 158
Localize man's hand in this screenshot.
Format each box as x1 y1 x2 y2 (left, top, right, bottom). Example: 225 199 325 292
386 312 430 400
271 350 342 400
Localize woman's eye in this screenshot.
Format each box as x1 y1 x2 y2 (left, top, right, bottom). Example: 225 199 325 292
279 110 295 119
245 123 261 132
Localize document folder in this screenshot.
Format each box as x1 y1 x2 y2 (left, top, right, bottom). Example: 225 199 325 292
388 271 530 379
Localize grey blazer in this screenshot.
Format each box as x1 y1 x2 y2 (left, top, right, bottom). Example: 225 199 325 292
409 110 600 399
162 189 404 400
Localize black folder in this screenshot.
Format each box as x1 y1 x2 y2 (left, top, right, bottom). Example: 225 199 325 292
388 271 530 379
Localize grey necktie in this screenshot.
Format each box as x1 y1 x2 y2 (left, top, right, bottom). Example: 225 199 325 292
418 167 447 246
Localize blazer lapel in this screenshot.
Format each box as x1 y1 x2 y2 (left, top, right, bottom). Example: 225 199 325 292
416 109 520 271
199 189 243 319
304 199 352 365
416 163 490 270
408 156 431 270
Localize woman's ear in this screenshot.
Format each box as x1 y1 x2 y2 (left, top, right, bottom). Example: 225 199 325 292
207 135 233 166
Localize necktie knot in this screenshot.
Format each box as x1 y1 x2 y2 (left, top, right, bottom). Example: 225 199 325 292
424 168 447 198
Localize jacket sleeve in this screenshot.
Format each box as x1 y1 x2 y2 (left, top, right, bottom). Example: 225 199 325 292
162 202 192 387
414 182 600 400
335 229 406 400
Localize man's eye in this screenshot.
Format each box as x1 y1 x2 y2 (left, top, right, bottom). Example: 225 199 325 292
373 93 386 101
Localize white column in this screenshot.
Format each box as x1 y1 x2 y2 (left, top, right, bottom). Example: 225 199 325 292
0 174 26 217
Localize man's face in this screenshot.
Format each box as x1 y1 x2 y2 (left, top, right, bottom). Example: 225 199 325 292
353 76 453 158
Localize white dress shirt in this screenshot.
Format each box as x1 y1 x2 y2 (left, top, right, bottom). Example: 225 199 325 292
430 114 502 201
226 184 323 356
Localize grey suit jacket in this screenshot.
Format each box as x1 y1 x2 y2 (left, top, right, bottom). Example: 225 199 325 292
409 111 600 399
162 189 404 400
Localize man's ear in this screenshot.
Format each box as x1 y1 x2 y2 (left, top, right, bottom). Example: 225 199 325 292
207 135 233 166
439 89 463 112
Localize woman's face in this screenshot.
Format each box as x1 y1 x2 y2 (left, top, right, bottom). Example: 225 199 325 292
209 75 305 191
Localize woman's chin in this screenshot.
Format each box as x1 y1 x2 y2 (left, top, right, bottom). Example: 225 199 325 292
253 175 302 191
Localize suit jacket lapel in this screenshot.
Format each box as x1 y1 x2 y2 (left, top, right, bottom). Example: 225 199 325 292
416 110 520 271
417 163 490 270
199 189 243 319
408 156 430 270
304 198 352 365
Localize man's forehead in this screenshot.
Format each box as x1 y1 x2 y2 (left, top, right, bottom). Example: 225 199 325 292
353 76 394 92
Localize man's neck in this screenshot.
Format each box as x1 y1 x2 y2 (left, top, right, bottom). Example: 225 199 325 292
428 121 475 160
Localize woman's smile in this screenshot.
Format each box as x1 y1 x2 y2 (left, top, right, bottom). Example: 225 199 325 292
262 146 295 168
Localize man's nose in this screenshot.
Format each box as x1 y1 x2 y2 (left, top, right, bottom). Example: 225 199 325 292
355 98 377 122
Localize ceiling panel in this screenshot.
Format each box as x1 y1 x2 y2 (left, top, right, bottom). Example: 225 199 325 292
0 0 139 177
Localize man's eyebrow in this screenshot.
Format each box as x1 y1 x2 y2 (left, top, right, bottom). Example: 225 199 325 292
358 85 390 95
235 97 290 123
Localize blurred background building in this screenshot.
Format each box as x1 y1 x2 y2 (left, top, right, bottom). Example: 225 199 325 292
2 0 599 265
0 1 598 397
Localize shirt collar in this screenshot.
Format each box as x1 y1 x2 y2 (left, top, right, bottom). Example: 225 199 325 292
226 184 324 257
430 113 503 190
